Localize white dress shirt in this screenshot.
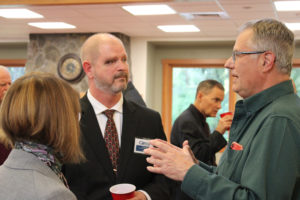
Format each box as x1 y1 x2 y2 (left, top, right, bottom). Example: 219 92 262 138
86 90 152 200
87 90 123 146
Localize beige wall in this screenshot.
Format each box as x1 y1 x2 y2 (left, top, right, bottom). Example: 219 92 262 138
0 42 27 59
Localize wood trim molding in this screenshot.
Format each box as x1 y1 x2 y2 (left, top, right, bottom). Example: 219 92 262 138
162 59 229 141
293 59 300 66
162 60 173 141
0 0 169 5
0 59 26 66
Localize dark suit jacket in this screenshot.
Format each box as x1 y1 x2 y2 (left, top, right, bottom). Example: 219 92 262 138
170 104 227 200
123 81 146 107
63 95 170 200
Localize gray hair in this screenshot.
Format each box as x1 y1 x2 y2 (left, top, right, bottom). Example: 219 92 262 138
196 79 224 99
240 18 294 75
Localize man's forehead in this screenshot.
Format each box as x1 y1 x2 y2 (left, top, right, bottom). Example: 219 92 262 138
0 73 11 81
99 42 127 55
234 29 253 50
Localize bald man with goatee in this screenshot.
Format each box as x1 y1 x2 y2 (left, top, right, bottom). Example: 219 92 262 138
63 33 170 200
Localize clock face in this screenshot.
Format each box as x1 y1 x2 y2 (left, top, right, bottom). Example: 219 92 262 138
57 53 84 83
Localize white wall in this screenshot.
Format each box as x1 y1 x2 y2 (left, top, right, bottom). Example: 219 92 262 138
130 38 148 101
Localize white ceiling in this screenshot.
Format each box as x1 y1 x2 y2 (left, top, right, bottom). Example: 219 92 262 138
0 0 300 42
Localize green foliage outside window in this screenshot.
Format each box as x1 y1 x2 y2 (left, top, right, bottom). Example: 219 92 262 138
291 68 300 96
7 67 25 82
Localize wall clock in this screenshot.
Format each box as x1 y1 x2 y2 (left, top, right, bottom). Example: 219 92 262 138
57 53 84 83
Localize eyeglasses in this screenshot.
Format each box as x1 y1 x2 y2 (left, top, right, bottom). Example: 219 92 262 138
232 50 266 63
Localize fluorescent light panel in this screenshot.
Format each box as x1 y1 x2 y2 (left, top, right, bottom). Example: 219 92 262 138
274 1 300 11
0 8 43 18
158 25 200 32
122 4 176 15
286 23 300 30
28 22 76 29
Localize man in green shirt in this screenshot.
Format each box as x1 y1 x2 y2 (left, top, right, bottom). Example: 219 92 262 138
144 18 300 200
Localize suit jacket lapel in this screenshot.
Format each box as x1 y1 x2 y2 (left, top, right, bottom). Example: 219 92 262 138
80 95 115 180
117 100 137 181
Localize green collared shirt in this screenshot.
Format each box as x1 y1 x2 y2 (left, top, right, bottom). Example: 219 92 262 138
182 80 300 200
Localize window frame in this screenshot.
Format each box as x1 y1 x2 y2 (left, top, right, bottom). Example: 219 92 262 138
0 59 26 67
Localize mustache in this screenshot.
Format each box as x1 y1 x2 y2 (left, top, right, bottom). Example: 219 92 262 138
114 72 128 80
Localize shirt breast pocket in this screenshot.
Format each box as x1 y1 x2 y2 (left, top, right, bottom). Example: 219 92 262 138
217 148 245 183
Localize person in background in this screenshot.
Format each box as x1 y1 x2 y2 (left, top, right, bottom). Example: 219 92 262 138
0 65 11 105
0 72 85 200
170 79 232 200
144 18 300 200
171 79 231 165
63 33 170 200
123 80 146 107
0 65 12 165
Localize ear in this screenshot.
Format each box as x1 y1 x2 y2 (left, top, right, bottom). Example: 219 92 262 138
196 91 203 100
262 51 276 72
82 61 93 78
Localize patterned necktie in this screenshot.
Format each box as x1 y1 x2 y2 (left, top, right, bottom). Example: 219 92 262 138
103 109 119 172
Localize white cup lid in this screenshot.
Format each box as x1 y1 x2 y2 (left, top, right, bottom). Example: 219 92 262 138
109 183 136 194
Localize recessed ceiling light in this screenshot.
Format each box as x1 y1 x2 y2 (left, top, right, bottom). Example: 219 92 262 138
274 1 300 11
157 25 200 32
28 22 76 29
286 23 300 30
0 8 43 19
122 4 176 15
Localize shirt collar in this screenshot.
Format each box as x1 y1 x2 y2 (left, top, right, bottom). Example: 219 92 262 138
242 80 294 114
87 90 123 115
190 104 206 121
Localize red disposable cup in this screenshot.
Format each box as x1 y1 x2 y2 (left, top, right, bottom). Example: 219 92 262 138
110 183 136 200
220 112 232 118
220 112 233 130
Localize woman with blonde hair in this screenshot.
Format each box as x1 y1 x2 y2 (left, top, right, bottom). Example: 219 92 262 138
0 72 85 200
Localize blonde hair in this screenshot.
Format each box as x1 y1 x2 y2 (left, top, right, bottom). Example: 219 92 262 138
0 72 84 163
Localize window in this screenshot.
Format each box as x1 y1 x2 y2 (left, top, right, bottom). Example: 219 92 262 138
0 59 26 82
7 67 25 82
162 59 236 141
291 67 300 96
172 67 229 133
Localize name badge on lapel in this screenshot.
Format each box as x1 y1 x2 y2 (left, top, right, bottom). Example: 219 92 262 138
134 138 152 154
